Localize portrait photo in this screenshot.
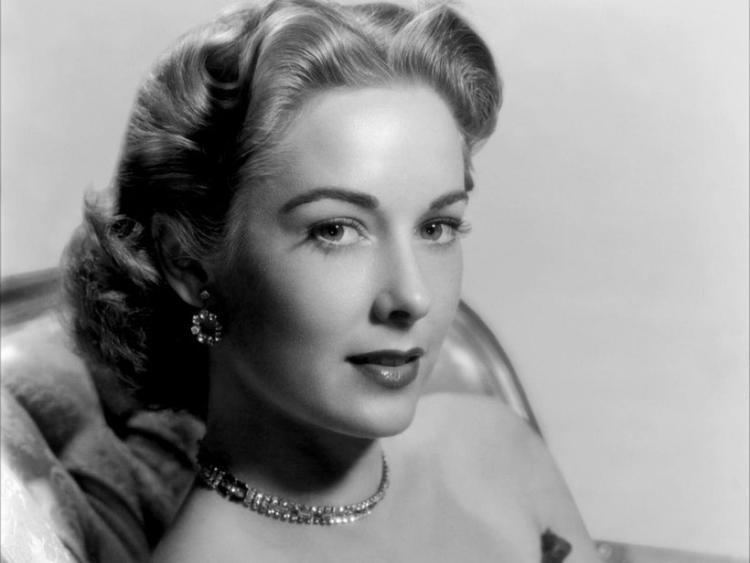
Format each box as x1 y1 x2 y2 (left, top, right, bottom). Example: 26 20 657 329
1 1 747 562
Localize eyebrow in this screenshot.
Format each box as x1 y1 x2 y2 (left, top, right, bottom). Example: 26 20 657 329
280 187 379 214
429 190 468 210
279 186 468 214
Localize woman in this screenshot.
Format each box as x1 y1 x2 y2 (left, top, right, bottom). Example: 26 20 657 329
65 0 601 560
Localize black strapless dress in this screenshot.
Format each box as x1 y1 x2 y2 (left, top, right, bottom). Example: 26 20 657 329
541 529 572 562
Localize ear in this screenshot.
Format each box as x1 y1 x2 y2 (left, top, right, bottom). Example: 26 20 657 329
152 215 210 308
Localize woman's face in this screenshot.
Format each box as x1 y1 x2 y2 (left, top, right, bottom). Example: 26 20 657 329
214 85 467 438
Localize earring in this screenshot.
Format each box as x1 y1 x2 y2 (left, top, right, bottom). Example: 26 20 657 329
191 290 223 346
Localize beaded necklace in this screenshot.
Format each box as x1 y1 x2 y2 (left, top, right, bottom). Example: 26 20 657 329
197 453 389 525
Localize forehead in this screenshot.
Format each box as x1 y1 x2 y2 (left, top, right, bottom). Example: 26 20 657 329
254 85 466 209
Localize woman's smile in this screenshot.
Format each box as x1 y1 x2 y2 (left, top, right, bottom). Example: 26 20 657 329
209 85 467 438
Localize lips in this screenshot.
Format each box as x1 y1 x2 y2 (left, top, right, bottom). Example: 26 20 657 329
347 348 424 366
347 348 424 389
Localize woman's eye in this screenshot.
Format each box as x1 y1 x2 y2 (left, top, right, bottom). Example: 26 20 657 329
309 221 363 247
419 219 470 244
421 222 446 241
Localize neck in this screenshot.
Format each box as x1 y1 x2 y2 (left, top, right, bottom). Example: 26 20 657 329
202 367 384 508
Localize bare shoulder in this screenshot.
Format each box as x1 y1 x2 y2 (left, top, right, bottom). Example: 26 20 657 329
402 393 602 562
424 393 549 477
393 393 546 502
409 392 539 455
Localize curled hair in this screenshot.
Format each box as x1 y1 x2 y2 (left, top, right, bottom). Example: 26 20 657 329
65 0 502 417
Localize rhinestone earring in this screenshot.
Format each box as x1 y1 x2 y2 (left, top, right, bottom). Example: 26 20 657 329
191 290 223 346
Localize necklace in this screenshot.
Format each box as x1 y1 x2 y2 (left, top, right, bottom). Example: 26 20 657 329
196 453 389 525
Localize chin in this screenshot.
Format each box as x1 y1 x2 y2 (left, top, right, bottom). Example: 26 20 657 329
331 389 423 440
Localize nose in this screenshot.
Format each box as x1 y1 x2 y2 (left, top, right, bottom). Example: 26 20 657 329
372 243 431 328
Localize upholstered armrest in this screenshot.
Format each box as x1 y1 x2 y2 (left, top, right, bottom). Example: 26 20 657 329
594 540 746 563
1 310 203 563
1 444 78 563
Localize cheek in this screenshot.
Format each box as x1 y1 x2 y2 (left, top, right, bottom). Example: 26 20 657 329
425 247 463 315
223 248 376 346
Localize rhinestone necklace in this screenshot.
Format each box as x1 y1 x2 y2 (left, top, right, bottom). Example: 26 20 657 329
197 453 389 525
